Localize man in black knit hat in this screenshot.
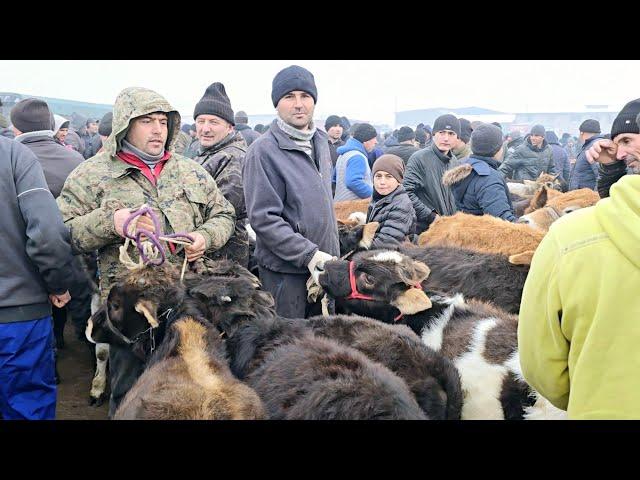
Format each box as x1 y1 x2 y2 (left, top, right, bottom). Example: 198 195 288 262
586 98 640 197
403 114 460 232
498 123 555 181
244 65 339 319
452 118 473 161
324 114 345 167
383 125 419 164
234 110 260 147
192 82 250 266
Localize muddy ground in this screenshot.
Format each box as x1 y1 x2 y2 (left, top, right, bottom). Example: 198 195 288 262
56 323 109 420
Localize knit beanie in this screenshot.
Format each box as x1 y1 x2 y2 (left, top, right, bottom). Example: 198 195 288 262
415 127 427 145
235 110 249 124
459 118 473 143
396 126 415 143
471 123 503 157
181 123 191 133
324 115 343 131
352 123 377 143
271 65 318 107
579 119 601 133
433 114 460 137
98 112 113 136
372 154 405 183
611 98 640 140
193 82 235 125
530 124 546 137
10 98 54 133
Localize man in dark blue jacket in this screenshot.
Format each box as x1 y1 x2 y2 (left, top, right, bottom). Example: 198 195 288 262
569 119 604 191
244 65 339 319
0 137 74 419
545 130 570 188
443 123 516 222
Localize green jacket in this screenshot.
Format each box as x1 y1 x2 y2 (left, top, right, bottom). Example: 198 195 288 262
57 86 236 300
499 135 555 181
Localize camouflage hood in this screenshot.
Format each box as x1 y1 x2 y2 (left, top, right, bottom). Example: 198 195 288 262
103 86 181 157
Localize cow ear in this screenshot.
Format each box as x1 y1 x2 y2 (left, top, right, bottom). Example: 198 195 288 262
135 299 159 328
391 288 432 315
358 222 380 249
509 250 535 265
399 259 431 285
531 186 548 210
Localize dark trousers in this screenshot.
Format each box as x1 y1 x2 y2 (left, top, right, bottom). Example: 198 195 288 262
258 267 315 319
108 344 145 418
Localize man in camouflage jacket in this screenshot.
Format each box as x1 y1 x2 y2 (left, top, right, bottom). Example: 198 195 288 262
57 86 236 416
192 82 249 266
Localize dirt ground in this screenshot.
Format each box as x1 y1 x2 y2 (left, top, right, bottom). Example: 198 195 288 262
56 323 109 420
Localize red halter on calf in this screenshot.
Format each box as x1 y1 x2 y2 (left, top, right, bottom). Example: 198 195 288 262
344 261 422 322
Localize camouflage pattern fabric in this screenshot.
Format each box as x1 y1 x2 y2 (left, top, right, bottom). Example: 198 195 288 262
192 130 249 266
173 129 192 155
0 112 8 129
57 87 236 301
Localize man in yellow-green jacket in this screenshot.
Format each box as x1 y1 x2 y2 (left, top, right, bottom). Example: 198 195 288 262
519 103 640 419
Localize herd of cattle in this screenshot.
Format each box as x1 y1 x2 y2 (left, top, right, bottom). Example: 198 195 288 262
82 175 599 419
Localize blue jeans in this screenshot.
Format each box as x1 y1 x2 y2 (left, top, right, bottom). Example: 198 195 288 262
0 316 56 420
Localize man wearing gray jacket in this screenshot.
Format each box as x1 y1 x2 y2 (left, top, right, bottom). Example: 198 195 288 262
0 136 74 420
244 65 339 318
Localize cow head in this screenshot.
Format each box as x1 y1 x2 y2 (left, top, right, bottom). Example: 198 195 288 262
313 250 433 320
518 187 600 231
85 265 186 360
337 220 380 257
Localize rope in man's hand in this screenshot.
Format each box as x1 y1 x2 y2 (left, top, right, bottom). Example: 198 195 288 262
118 204 195 281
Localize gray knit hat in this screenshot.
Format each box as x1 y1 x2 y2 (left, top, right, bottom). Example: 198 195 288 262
271 65 318 107
98 112 113 136
10 98 54 133
235 110 249 124
530 124 546 137
579 119 601 134
471 123 503 157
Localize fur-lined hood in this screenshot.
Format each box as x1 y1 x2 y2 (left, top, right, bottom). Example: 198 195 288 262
442 164 473 186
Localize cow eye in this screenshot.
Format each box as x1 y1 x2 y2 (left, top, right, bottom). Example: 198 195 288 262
362 274 375 287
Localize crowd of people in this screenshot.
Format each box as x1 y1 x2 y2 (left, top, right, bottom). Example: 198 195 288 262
1 64 639 420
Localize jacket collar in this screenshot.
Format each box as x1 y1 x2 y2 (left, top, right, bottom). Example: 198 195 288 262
372 185 405 205
336 137 368 158
15 130 55 143
468 155 500 174
269 118 322 153
431 142 453 162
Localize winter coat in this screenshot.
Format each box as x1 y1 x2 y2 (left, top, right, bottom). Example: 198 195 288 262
365 185 416 249
65 129 85 156
235 123 260 147
498 135 555 181
244 119 339 274
333 137 373 201
1 127 15 139
192 130 249 266
383 143 419 164
403 143 458 230
569 134 605 191
81 131 99 159
16 132 84 198
443 155 516 222
0 137 74 323
328 138 345 167
519 175 640 419
57 87 236 301
451 142 472 162
367 146 384 169
173 129 191 155
545 132 571 184
503 136 525 160
383 135 399 147
597 161 629 198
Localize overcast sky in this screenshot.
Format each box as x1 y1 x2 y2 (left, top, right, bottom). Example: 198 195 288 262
2 60 639 125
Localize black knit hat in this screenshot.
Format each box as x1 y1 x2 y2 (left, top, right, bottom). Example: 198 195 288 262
193 82 235 125
235 110 249 124
352 123 377 143
611 98 640 140
433 114 460 137
271 65 317 107
325 115 343 131
396 126 415 143
415 127 427 145
98 112 113 136
471 123 503 157
530 124 546 137
459 118 473 143
10 98 54 133
579 119 601 134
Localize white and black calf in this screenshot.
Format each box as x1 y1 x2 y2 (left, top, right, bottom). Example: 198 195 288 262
314 250 566 420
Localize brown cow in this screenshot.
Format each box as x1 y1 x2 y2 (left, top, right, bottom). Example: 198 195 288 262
334 198 371 222
518 187 600 231
417 212 545 265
